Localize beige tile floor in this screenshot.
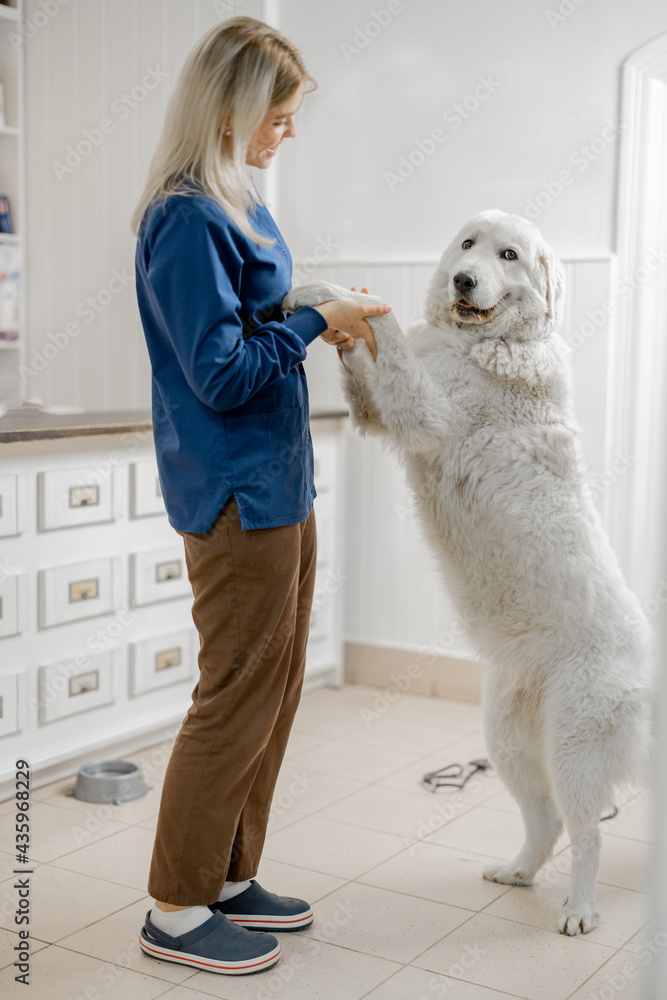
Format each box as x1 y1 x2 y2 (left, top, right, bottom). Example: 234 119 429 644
0 684 654 1000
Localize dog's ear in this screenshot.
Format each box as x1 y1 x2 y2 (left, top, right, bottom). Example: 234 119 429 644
538 248 565 327
424 257 451 328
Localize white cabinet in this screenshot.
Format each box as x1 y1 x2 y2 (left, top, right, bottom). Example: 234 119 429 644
0 426 195 800
0 413 346 794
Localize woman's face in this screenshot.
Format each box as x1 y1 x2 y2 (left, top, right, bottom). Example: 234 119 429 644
245 81 305 169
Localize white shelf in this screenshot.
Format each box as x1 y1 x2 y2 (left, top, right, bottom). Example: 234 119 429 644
0 0 24 408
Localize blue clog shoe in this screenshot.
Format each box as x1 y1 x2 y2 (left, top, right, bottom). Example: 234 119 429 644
210 880 314 931
139 907 280 975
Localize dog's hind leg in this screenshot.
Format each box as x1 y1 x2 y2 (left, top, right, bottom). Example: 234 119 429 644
543 672 648 936
547 736 614 935
483 700 564 887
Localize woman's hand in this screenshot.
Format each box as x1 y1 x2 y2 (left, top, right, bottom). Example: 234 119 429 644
315 289 387 362
319 327 355 351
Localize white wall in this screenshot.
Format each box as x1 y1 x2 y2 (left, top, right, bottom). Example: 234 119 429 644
275 0 667 260
23 0 264 411
18 0 667 655
274 0 667 653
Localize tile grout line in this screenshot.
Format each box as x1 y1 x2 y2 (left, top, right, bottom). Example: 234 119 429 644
21 689 649 998
560 946 641 1000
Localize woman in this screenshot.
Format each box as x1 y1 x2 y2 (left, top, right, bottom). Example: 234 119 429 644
131 16 388 977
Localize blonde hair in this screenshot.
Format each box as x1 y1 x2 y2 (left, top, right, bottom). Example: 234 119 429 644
130 16 315 245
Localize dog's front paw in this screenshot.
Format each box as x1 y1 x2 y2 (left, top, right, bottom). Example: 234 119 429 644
282 281 351 314
558 899 598 936
282 282 384 314
483 861 534 886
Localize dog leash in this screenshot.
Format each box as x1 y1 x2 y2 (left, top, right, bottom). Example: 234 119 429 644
422 758 491 792
423 758 619 824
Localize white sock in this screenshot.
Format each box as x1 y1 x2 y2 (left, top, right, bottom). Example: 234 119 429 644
150 904 212 936
218 879 253 902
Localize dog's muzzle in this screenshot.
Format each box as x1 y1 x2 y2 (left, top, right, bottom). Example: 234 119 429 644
453 271 477 293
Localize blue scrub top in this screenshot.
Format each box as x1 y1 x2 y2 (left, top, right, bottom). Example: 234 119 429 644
135 190 328 532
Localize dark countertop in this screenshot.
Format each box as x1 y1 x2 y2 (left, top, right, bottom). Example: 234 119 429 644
0 407 349 443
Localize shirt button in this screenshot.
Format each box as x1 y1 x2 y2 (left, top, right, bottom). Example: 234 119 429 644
281 248 286 254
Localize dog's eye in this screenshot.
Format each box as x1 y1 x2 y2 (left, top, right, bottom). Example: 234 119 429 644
501 248 518 260
462 239 474 250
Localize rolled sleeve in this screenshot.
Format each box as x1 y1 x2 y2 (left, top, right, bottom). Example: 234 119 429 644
281 305 329 347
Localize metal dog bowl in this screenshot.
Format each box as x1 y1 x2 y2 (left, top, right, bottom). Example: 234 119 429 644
66 760 152 805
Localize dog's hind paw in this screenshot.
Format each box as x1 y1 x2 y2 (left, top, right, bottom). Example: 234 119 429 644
558 900 598 936
483 861 534 886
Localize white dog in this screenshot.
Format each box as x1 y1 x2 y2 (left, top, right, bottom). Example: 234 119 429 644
283 210 654 936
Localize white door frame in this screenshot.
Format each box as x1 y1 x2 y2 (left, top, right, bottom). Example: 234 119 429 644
612 31 667 1000
609 33 667 602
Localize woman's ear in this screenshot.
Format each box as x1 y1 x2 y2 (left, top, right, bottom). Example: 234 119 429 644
538 248 565 326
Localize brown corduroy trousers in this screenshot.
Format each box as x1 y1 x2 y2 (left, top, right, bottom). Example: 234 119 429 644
147 496 317 905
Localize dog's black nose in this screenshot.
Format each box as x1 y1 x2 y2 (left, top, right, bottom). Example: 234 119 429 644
453 271 477 291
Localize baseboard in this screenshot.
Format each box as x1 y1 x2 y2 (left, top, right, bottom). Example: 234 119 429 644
302 663 343 693
0 710 185 802
0 651 477 801
344 640 482 703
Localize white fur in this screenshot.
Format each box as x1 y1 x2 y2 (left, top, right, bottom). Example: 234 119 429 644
283 210 655 936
